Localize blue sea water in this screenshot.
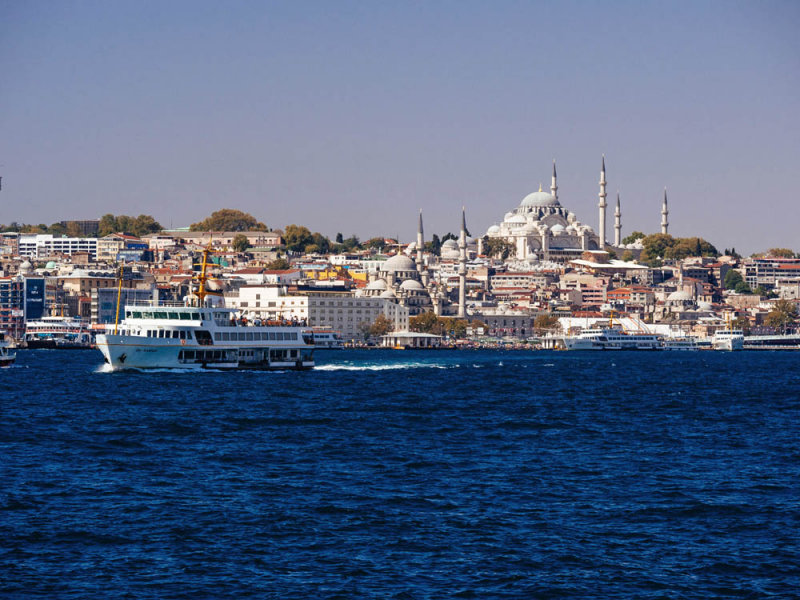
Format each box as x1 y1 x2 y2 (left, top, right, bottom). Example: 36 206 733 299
1 349 799 599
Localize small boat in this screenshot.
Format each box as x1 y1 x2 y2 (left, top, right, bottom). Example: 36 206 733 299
0 331 16 367
663 336 702 351
311 328 344 349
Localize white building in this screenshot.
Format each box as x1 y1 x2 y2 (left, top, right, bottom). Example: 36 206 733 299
18 235 98 260
227 286 409 341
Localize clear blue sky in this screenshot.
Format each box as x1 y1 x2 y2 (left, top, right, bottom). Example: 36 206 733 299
1 1 798 253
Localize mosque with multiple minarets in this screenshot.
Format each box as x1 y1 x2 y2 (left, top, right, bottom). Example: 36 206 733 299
364 157 671 317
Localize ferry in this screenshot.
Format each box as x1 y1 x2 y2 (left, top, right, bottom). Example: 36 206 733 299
24 317 94 349
311 327 344 349
0 331 16 367
662 336 703 351
563 327 662 350
96 247 315 371
712 329 744 351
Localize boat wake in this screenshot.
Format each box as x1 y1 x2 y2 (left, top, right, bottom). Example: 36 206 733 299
316 362 452 372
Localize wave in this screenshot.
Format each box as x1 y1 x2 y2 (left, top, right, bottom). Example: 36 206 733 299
315 362 452 372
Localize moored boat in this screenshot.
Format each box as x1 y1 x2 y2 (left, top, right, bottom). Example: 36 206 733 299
563 327 662 350
24 317 94 349
0 331 16 367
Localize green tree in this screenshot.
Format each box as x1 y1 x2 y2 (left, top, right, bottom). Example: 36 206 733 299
265 257 291 270
133 214 162 236
368 313 394 338
364 237 387 252
335 232 344 243
621 250 634 262
724 269 744 290
483 237 516 260
409 311 445 335
734 280 752 294
190 209 267 232
621 231 645 245
98 214 118 237
283 224 313 252
768 248 796 258
534 313 560 333
341 235 361 251
765 299 798 333
424 233 442 256
231 233 250 252
311 232 331 254
48 222 67 236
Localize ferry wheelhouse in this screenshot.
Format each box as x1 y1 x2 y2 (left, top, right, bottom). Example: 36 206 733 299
712 329 744 351
96 245 315 371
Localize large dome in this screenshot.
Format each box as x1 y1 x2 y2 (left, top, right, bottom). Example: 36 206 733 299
382 254 416 272
521 190 559 208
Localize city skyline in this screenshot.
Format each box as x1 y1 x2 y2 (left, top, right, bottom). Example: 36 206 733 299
1 1 799 254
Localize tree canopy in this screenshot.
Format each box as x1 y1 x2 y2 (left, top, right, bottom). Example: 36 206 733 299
99 213 163 237
621 231 645 245
190 209 267 232
767 248 796 258
764 299 798 332
231 234 250 252
483 237 516 260
639 234 718 266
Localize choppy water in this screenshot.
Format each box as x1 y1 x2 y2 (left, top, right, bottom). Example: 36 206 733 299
2 349 799 598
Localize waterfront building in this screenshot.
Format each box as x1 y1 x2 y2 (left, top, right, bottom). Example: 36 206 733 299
743 256 800 290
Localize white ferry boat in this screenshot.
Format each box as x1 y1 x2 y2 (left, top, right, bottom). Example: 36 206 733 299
96 246 315 371
24 316 94 349
563 327 662 350
662 336 702 351
0 331 16 367
712 329 744 351
312 328 344 349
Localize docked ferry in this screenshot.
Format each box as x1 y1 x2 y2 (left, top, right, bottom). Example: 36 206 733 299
712 328 744 351
24 317 94 349
95 245 315 371
311 327 344 349
563 327 662 350
0 331 16 367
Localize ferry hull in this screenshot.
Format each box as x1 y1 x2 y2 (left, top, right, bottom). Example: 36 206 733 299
97 335 314 371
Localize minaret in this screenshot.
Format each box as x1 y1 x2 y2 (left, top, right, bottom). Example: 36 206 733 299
458 207 467 318
614 192 621 247
417 209 430 286
550 160 558 202
598 155 607 250
661 188 669 235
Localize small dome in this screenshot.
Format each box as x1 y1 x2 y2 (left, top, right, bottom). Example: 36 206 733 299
382 254 416 272
521 190 559 208
366 279 388 290
442 239 458 249
667 290 692 302
507 214 527 225
550 224 565 233
379 288 397 298
19 260 33 272
400 279 424 291
698 301 713 311
487 225 500 235
504 212 515 221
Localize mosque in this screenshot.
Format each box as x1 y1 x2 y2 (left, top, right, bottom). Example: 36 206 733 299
481 158 671 263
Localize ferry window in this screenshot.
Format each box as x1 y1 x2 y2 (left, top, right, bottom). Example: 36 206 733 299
132 311 142 318
143 311 154 319
191 313 200 321
269 332 276 340
179 312 191 321
246 332 254 341
169 312 179 320
214 333 221 341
